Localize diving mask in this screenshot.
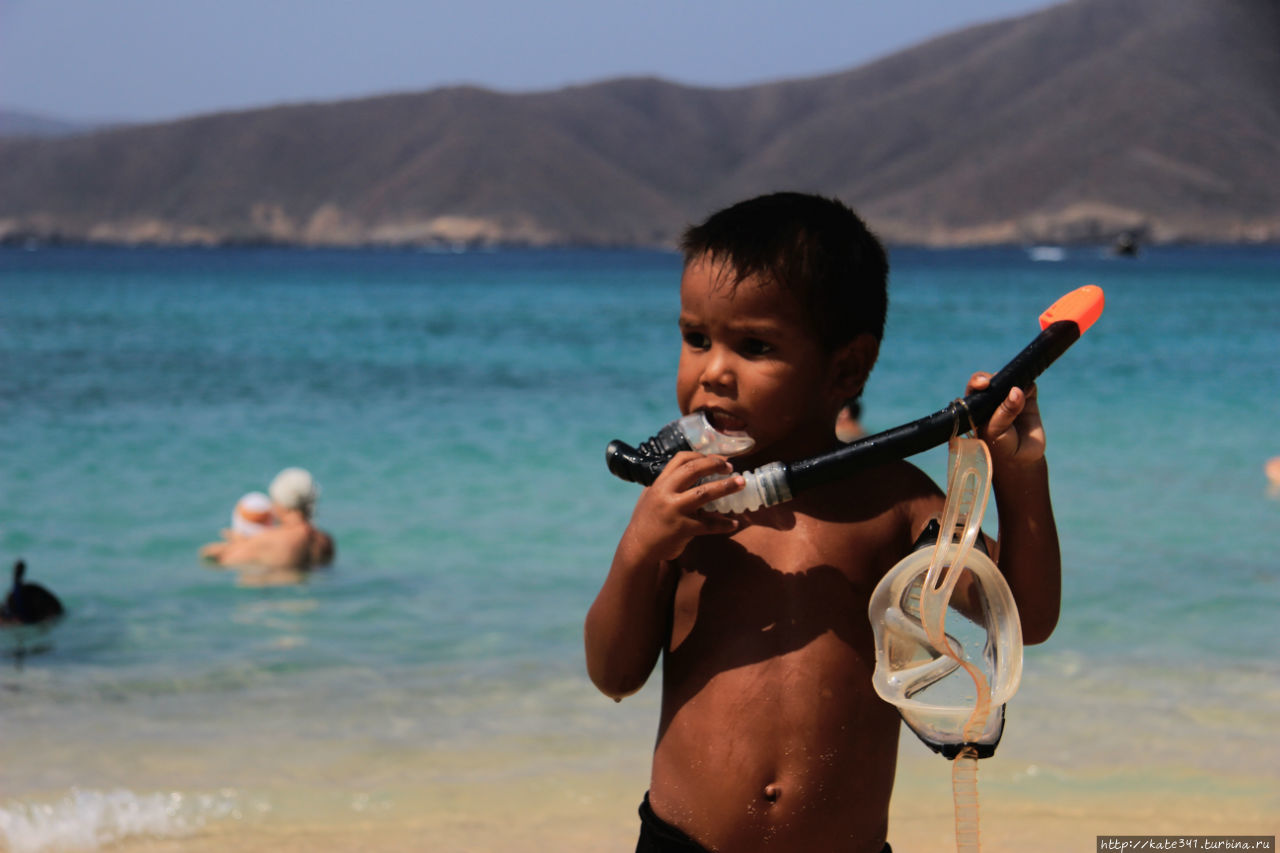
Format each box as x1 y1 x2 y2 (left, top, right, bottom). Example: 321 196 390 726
869 436 1023 759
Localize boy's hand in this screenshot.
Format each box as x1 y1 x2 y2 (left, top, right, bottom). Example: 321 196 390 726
626 451 745 562
966 372 1046 469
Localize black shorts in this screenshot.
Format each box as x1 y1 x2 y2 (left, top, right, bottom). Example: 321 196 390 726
636 793 892 853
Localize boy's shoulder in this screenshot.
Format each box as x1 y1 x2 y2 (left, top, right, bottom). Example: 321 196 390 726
818 457 942 511
791 458 945 541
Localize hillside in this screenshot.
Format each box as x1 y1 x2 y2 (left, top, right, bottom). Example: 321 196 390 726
2 0 1277 248
0 109 99 139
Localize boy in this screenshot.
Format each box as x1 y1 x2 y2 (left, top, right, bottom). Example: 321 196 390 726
584 193 1060 852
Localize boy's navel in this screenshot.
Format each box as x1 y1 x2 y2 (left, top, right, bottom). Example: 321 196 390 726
763 783 781 803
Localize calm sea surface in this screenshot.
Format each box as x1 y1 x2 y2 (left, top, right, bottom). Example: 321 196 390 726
2 245 1277 848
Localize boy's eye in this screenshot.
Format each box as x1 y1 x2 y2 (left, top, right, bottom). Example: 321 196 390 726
683 331 710 349
741 338 774 356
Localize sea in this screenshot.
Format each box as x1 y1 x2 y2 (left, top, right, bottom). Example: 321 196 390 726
1 244 1277 851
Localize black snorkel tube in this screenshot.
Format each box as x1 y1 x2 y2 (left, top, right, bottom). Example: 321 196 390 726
606 285 1104 512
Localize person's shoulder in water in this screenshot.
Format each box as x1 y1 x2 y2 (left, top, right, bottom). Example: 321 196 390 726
201 468 335 571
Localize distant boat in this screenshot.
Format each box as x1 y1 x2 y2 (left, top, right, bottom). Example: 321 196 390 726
1028 246 1066 262
1111 232 1140 257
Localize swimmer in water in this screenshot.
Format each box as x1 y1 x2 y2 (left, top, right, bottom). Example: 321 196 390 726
228 491 274 539
201 468 335 576
1 560 65 626
836 399 865 442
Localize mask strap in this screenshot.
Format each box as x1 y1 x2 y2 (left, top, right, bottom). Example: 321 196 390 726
920 432 995 853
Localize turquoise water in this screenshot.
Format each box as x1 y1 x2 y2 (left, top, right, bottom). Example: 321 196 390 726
2 245 1278 847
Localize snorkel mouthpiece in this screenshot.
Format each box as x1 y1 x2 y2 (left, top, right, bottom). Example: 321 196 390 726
605 285 1105 515
678 412 756 457
605 412 754 486
605 420 692 486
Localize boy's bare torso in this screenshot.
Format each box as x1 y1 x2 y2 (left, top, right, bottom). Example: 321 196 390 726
648 465 938 852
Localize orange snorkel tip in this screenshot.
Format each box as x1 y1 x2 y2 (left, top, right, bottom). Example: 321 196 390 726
1039 284 1105 334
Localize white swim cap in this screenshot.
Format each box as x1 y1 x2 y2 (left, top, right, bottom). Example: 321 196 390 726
231 491 274 536
269 468 319 516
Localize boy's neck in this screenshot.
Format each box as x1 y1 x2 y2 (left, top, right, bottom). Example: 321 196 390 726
733 421 844 471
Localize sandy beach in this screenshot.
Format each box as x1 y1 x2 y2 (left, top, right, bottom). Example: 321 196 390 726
102 750 1275 853
8 664 1274 852
36 706 1263 853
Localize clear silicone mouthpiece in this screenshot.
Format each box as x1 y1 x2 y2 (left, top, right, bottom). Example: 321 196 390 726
703 462 792 514
676 413 755 457
677 413 789 514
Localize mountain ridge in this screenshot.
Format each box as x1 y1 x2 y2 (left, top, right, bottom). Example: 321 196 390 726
3 0 1277 248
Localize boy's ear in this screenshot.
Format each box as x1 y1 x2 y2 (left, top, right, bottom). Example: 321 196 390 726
828 334 880 401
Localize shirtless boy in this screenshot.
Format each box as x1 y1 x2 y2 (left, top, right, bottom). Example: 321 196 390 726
584 193 1060 852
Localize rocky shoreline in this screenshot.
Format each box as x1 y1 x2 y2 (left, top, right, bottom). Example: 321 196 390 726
4 209 1276 251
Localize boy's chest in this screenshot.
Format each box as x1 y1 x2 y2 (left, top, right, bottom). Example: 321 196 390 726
671 508 910 650
733 508 904 584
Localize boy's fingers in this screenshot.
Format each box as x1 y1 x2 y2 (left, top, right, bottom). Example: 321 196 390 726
695 512 740 535
662 452 732 489
983 387 1025 440
693 478 746 533
965 371 992 395
1002 386 1026 418
685 471 745 508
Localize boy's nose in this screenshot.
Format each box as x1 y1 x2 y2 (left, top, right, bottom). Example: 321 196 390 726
699 348 735 391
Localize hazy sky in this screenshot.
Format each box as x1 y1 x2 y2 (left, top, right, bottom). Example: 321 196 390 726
1 0 1056 123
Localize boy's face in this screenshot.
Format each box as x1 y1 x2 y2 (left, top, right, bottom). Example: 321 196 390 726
677 255 856 463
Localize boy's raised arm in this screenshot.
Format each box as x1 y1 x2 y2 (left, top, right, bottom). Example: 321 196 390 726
585 452 744 700
968 373 1061 646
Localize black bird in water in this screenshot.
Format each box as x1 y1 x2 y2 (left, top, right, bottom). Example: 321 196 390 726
1 560 65 625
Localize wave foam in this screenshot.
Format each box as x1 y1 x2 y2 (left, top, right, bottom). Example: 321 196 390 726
0 788 239 853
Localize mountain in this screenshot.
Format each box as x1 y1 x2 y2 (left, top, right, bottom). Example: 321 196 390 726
2 0 1277 248
0 109 99 139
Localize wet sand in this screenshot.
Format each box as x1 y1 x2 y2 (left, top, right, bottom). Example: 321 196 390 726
104 748 1276 852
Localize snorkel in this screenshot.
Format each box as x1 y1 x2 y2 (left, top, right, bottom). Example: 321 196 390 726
606 284 1105 511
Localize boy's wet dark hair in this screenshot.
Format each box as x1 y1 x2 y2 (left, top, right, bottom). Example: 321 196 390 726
680 192 889 351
